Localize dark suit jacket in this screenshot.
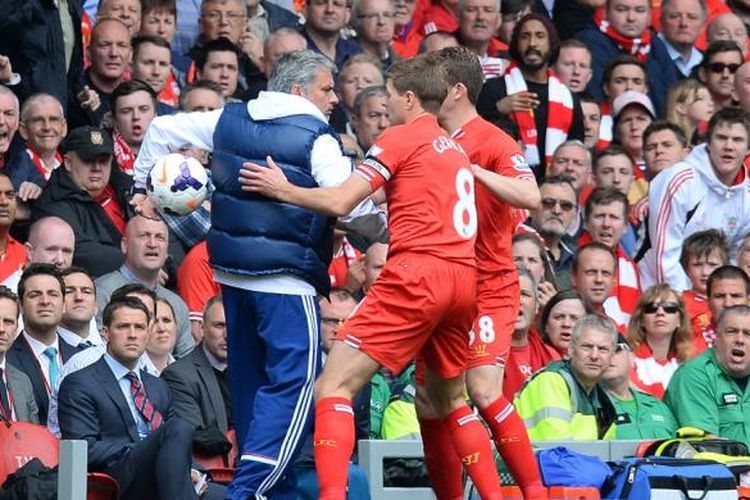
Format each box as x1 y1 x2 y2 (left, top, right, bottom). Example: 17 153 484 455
161 345 228 434
263 1 299 33
58 356 173 471
6 362 39 423
6 333 80 425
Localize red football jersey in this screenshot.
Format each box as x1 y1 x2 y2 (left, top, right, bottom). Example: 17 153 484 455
356 114 476 265
452 117 534 287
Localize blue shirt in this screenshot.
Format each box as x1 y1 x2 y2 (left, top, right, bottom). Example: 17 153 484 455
658 33 703 77
103 353 149 439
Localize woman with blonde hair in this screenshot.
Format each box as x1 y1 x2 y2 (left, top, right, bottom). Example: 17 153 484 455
627 283 693 399
665 79 715 145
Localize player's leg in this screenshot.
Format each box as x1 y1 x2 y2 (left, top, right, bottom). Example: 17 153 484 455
414 361 464 500
228 291 321 499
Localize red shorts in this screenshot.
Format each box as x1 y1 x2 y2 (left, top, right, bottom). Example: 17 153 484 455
337 252 477 379
466 273 520 369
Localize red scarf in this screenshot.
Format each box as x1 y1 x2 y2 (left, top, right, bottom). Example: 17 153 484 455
158 70 180 108
112 129 135 175
96 184 127 235
25 147 61 181
594 7 651 61
503 62 574 167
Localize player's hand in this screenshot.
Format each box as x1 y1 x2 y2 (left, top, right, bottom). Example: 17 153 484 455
77 86 101 111
240 31 263 68
131 193 160 219
496 91 539 115
345 255 366 293
238 156 292 200
0 55 13 84
537 280 557 310
17 181 42 201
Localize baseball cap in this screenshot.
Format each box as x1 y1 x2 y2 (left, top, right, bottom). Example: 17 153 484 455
611 90 656 119
60 126 114 161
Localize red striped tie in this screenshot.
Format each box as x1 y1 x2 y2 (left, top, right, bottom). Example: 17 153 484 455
125 372 163 431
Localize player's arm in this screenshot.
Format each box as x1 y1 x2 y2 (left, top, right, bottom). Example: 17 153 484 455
472 165 541 210
240 156 373 216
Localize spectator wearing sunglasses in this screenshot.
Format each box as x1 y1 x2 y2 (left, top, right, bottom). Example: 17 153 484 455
697 40 744 111
601 334 678 439
626 284 694 399
528 176 579 289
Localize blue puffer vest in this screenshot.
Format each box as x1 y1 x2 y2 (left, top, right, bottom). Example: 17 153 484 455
207 102 339 295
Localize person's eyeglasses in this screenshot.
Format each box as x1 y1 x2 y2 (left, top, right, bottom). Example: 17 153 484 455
201 10 246 22
707 62 740 74
643 302 679 314
321 317 346 327
541 198 575 212
615 342 631 353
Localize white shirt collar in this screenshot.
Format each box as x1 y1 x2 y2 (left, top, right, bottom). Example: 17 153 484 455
0 357 6 372
103 352 140 382
22 330 60 359
202 343 227 371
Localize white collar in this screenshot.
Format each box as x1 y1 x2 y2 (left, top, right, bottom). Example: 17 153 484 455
22 330 60 359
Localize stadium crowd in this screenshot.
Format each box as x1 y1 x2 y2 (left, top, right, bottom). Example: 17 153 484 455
0 0 750 497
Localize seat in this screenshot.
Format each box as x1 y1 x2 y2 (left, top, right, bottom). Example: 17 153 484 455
0 420 119 499
192 430 238 485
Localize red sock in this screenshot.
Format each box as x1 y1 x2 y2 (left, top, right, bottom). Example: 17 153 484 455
480 396 547 499
418 417 464 500
444 405 503 499
314 397 355 500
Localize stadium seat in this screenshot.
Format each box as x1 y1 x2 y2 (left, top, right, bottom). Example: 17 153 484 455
192 430 238 485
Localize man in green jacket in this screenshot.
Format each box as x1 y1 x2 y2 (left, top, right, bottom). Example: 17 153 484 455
514 314 618 440
601 336 678 439
665 304 750 447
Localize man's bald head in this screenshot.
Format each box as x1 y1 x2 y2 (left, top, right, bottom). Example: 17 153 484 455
26 217 76 269
708 13 748 56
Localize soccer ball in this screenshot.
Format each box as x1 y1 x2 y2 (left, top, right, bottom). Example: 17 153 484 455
147 153 209 216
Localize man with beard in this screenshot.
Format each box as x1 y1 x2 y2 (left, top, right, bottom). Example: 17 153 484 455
665 304 750 447
477 14 584 179
641 107 750 291
528 175 579 289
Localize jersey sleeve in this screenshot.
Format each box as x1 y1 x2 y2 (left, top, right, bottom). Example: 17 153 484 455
495 144 535 181
355 127 411 190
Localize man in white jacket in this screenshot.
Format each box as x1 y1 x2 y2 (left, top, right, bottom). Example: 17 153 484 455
640 107 750 291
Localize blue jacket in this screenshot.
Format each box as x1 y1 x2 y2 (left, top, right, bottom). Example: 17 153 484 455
575 28 678 117
208 103 339 295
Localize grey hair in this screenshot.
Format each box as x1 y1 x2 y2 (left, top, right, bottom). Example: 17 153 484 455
458 0 501 13
661 0 707 21
571 314 618 347
553 139 592 168
264 27 308 54
200 0 247 16
20 93 64 122
716 304 750 330
0 85 19 113
516 266 539 295
353 85 387 116
268 50 337 93
352 0 396 21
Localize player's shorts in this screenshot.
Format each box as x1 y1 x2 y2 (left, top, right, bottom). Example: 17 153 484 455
466 272 520 370
337 252 477 379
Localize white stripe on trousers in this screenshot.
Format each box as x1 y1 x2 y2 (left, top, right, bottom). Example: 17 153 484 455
254 294 319 499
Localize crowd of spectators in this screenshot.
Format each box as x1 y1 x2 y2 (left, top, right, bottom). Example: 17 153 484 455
0 0 750 496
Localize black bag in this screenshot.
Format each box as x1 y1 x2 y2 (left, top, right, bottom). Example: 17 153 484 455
0 458 57 500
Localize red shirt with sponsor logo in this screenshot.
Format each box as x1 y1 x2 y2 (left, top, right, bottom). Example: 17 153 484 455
356 114 476 265
452 116 534 288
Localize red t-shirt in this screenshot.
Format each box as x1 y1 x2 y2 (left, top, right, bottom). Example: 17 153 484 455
682 289 711 353
356 114 476 266
453 116 534 296
0 237 27 283
177 241 220 322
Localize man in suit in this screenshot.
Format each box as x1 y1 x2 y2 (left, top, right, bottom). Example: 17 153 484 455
58 296 199 499
162 294 233 456
0 285 38 423
6 263 79 425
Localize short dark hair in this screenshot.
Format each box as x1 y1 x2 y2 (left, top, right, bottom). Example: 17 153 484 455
103 296 151 327
540 289 592 341
602 55 647 90
0 285 19 317
501 0 534 15
680 229 730 271
643 120 688 149
132 34 172 58
593 144 633 175
141 0 177 17
707 265 750 297
509 14 560 66
61 266 97 295
112 79 158 114
386 54 448 114
707 106 750 143
425 46 485 105
326 287 357 305
177 79 224 111
191 36 242 72
572 241 617 274
584 187 629 221
110 283 158 318
540 174 577 194
18 263 65 301
702 40 743 67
